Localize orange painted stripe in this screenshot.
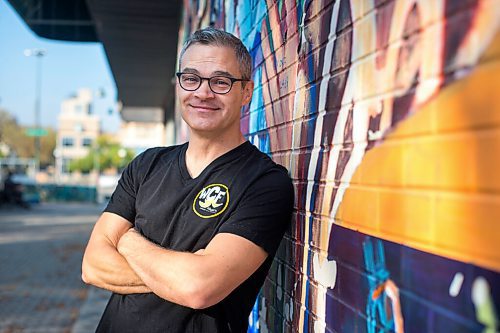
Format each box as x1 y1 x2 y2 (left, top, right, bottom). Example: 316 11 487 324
337 34 500 273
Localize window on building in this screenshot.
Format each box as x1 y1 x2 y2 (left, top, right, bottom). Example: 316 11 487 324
62 158 72 174
74 123 84 133
62 137 74 147
82 138 93 147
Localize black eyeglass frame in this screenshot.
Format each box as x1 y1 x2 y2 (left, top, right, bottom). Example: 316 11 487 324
176 72 249 95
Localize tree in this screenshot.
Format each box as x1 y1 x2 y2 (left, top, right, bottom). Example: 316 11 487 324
0 109 22 155
39 129 56 167
69 135 135 173
0 110 18 158
0 109 56 168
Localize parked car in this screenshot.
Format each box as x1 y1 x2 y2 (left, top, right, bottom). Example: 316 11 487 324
9 173 40 204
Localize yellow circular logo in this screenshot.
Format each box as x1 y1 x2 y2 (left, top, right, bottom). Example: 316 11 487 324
192 184 230 219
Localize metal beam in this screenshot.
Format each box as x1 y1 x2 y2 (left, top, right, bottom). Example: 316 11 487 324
7 0 183 124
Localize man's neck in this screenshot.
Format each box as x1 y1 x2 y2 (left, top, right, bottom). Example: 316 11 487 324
185 132 246 178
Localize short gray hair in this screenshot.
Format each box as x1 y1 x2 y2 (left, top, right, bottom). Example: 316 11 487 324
179 27 253 80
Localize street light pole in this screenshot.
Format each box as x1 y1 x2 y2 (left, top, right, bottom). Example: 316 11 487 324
24 48 46 172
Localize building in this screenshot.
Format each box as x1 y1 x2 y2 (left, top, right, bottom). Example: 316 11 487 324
54 88 100 184
117 120 170 155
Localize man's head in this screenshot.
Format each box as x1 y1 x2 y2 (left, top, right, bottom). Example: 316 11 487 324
179 27 252 81
176 27 254 138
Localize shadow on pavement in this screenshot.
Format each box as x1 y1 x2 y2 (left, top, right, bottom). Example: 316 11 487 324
0 203 110 333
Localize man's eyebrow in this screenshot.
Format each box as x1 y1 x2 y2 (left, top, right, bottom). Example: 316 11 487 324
181 68 199 74
180 68 236 78
212 70 234 78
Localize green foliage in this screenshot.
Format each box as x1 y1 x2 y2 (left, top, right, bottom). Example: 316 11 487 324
69 135 135 173
40 129 57 166
68 154 94 173
0 109 56 167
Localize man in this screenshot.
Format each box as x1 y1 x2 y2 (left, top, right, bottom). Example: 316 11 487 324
82 27 294 332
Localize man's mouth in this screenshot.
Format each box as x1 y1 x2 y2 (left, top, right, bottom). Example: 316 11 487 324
189 104 220 111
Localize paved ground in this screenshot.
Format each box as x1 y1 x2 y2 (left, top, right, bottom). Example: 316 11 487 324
0 203 110 333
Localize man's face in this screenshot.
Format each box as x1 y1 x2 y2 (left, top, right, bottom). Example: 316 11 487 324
177 44 253 136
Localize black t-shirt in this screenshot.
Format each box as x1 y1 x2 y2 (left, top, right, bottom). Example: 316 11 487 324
96 141 294 333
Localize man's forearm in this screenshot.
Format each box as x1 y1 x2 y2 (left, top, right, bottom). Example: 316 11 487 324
82 245 150 294
82 233 151 294
117 229 209 308
117 229 268 309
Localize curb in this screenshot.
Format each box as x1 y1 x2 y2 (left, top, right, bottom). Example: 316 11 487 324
71 287 110 333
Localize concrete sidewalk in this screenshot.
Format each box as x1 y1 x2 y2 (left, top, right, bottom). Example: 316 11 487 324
0 203 110 333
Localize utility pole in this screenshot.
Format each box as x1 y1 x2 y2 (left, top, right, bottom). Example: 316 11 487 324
24 48 46 172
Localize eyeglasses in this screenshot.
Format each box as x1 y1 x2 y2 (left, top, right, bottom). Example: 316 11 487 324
176 72 248 95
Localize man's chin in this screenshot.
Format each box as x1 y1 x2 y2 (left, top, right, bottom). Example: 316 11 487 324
187 122 219 133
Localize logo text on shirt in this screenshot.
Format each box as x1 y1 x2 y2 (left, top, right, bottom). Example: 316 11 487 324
193 183 229 218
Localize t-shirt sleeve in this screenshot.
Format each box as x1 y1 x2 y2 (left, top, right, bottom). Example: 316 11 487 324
218 167 294 256
103 151 146 224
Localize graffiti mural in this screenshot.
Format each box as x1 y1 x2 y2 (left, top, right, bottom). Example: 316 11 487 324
177 0 500 332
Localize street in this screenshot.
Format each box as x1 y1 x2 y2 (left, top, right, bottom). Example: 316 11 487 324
0 203 109 333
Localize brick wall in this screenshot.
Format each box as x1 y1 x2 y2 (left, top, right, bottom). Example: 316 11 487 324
178 0 500 332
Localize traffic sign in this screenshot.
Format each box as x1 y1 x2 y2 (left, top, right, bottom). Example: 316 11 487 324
25 128 48 137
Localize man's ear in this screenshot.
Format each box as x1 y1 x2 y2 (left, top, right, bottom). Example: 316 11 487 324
242 80 254 105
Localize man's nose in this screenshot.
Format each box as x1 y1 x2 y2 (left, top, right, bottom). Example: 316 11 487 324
194 79 215 98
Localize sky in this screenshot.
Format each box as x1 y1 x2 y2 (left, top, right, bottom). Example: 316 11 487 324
0 0 120 132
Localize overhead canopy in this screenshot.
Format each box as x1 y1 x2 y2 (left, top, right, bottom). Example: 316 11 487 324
7 0 182 123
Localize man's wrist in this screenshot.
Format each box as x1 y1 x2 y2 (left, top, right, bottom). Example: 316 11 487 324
118 228 139 256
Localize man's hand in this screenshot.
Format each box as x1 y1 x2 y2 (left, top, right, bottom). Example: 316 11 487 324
116 230 268 309
117 227 142 256
81 212 151 294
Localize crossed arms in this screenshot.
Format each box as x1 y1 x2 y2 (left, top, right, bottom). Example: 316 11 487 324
81 212 267 309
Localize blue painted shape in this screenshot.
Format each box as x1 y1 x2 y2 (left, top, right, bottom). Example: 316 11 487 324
363 237 395 333
248 294 260 333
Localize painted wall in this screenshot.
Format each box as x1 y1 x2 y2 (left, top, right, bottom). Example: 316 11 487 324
177 0 500 332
